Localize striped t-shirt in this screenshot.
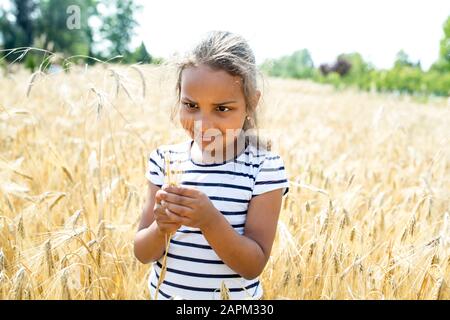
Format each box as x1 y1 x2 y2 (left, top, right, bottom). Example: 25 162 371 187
144 138 290 300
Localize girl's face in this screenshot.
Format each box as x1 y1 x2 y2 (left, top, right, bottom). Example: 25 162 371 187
179 64 255 155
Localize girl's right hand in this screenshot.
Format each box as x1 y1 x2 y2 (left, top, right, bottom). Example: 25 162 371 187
154 189 181 235
154 203 181 235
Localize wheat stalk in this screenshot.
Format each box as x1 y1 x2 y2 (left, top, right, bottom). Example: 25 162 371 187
130 64 146 98
154 150 182 300
0 270 6 299
44 239 54 276
430 277 444 300
12 267 25 300
61 269 71 300
26 71 44 97
220 281 231 300
0 249 5 272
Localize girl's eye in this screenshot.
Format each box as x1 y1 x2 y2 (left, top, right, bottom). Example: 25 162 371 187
216 106 230 112
183 102 197 110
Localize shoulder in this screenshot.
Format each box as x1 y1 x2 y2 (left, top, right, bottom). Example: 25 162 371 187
246 144 284 167
250 147 289 197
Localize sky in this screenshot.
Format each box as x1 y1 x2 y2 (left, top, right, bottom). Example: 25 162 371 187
134 0 450 70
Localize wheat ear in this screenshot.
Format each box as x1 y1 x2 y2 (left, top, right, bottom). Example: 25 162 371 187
154 151 181 300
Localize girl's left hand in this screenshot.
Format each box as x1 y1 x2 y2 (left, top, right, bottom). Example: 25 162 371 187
159 184 220 230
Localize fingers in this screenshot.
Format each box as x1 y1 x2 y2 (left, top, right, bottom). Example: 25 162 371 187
155 190 164 205
155 201 187 224
157 221 180 234
154 205 181 234
160 190 195 208
153 204 171 223
164 207 191 225
154 193 192 226
162 184 198 198
161 200 191 217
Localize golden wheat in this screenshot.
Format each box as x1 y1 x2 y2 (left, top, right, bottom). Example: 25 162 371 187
0 64 449 300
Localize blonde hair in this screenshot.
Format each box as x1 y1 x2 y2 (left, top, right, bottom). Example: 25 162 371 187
170 30 270 152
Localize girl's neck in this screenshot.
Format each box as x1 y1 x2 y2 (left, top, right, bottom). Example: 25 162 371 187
190 135 247 164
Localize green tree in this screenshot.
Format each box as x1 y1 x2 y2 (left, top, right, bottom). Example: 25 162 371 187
1 0 102 69
289 49 314 78
337 52 373 84
84 0 100 62
37 0 93 57
100 0 142 59
394 50 420 69
261 49 314 79
431 16 450 73
14 0 37 47
0 0 38 50
128 41 152 64
0 7 19 50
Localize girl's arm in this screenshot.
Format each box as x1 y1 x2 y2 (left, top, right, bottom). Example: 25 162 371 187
133 182 179 264
160 185 284 280
201 189 283 280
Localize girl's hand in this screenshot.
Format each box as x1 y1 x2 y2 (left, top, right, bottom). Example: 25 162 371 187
153 191 181 235
158 184 220 230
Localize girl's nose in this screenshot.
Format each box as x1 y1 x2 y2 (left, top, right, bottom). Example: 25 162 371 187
194 113 214 131
193 117 221 141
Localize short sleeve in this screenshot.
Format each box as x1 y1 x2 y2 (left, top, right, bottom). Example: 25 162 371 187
144 148 165 187
252 153 290 197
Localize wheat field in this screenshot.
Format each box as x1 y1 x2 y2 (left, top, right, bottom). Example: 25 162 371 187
0 64 449 300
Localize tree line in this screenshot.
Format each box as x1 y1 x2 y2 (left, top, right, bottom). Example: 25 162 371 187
0 0 158 71
1 2 448 97
260 16 450 97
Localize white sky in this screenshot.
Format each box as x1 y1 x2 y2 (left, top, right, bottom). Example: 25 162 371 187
134 0 450 70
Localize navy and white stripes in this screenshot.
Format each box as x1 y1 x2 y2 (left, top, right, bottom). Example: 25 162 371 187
144 139 289 299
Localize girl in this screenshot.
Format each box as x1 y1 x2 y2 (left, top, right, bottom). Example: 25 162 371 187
134 31 290 300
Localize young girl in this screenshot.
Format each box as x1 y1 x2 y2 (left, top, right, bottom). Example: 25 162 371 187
134 31 290 300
